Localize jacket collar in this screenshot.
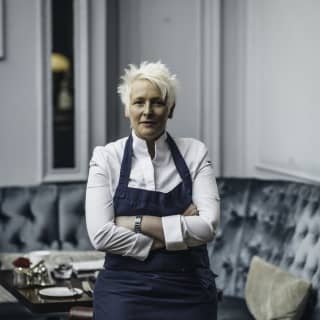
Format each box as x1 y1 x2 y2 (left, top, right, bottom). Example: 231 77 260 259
131 130 168 163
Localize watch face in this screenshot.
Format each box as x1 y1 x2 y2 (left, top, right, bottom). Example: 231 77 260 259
134 215 142 233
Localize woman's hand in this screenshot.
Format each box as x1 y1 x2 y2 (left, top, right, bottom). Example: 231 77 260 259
116 215 165 243
114 216 165 250
115 216 135 231
182 203 199 216
151 239 165 251
148 205 198 251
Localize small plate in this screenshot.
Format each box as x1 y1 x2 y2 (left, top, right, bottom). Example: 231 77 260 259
39 287 83 298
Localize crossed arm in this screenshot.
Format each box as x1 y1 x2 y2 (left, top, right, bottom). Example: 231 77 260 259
86 145 220 260
115 204 199 251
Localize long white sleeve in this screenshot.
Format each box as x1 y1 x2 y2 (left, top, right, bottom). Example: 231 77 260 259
85 147 153 261
162 142 220 250
182 157 220 247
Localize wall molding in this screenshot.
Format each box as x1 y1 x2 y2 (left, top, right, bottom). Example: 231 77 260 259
41 0 89 182
36 0 45 183
221 0 247 176
195 0 202 142
244 1 319 184
255 162 320 184
200 0 221 175
90 0 107 149
0 0 4 59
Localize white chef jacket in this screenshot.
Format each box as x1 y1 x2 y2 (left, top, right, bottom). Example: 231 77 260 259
85 130 220 261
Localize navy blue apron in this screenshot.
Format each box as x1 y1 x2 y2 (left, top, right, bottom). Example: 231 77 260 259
94 133 217 320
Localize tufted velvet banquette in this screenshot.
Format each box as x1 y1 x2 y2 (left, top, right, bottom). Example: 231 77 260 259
208 178 320 319
0 178 320 319
0 184 92 253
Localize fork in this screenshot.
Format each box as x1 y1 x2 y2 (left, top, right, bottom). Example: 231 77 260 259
66 281 78 295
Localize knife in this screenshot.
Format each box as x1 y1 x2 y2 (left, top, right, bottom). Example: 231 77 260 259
81 280 93 297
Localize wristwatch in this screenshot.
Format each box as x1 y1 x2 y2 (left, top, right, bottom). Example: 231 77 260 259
134 215 143 233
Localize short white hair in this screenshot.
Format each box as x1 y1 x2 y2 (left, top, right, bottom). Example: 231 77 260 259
117 61 178 112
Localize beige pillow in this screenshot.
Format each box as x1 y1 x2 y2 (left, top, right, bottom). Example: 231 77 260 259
245 256 312 320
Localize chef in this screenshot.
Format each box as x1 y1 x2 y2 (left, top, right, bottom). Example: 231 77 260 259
86 61 220 320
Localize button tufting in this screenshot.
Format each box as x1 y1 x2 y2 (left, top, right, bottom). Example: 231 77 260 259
297 258 306 269
301 199 309 208
311 201 319 215
301 187 311 199
309 265 318 277
0 211 10 224
261 247 272 258
286 253 294 266
237 264 249 274
299 226 308 239
216 229 223 241
222 258 233 273
229 209 242 223
248 241 260 254
10 231 25 250
262 193 270 202
311 232 320 245
22 204 35 222
263 214 275 225
248 210 257 220
279 192 285 202
2 178 320 308
290 194 298 206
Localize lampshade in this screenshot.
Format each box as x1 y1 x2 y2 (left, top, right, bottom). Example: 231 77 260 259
51 53 70 72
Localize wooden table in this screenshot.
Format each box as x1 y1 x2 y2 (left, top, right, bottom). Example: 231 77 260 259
0 270 93 313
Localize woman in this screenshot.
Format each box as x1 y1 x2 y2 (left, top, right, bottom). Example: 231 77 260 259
86 61 220 320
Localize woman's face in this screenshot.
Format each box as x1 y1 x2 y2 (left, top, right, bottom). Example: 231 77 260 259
126 79 173 141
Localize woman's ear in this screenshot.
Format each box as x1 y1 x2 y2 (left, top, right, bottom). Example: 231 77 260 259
168 104 175 119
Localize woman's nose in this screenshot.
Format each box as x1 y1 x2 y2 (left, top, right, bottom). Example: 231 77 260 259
143 102 152 115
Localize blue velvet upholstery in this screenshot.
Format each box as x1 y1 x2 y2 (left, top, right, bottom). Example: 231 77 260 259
1 178 320 319
207 178 252 297
0 185 60 252
58 184 92 250
0 183 91 252
208 178 320 319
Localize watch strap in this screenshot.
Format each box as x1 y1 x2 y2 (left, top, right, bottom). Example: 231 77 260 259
134 215 142 233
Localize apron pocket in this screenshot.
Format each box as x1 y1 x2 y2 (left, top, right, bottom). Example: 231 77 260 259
195 268 218 290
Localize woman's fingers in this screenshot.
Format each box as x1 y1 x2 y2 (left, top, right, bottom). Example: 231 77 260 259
183 203 199 216
151 239 165 250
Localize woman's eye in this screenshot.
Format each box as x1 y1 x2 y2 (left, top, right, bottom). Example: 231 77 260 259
132 99 165 107
152 100 165 106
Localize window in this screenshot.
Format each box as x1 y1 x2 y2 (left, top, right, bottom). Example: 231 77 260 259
41 0 89 181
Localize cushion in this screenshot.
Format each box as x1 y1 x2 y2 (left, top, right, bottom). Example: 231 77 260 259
245 256 312 320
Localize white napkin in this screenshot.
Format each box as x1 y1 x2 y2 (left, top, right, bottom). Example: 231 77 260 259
72 259 104 272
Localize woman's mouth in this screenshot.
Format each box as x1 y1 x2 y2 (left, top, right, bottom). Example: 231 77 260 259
140 121 156 127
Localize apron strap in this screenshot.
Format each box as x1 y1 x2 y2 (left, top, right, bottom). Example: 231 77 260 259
115 132 192 194
166 133 192 193
117 134 133 191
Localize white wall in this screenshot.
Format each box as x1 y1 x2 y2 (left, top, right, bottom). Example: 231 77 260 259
118 0 221 172
119 0 201 138
0 0 109 186
3 0 318 186
89 0 107 152
0 0 42 186
222 0 320 183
